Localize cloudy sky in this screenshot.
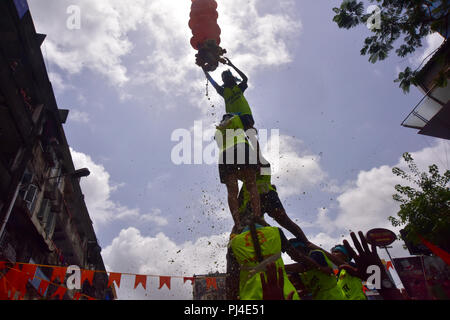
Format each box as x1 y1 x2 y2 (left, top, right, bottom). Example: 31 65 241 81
26 0 449 299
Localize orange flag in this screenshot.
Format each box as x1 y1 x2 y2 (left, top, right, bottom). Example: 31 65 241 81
5 266 28 296
81 270 95 286
386 261 393 270
206 277 217 290
107 272 122 288
22 264 37 280
134 274 147 290
183 277 195 285
418 235 450 266
37 279 50 296
51 266 68 283
51 286 67 300
73 292 82 300
159 276 171 290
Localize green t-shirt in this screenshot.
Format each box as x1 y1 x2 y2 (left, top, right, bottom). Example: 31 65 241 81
224 85 252 116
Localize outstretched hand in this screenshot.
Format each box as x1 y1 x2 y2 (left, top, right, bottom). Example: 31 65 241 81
341 231 404 300
340 231 383 280
260 262 295 300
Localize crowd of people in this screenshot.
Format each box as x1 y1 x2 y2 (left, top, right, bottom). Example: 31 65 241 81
202 58 405 300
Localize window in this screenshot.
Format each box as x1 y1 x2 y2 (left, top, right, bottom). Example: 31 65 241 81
44 212 56 239
37 198 51 222
21 184 38 213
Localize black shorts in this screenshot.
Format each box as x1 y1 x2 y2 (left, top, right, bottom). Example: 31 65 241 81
218 142 259 184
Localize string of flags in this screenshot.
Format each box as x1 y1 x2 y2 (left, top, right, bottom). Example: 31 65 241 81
0 261 222 300
0 259 398 300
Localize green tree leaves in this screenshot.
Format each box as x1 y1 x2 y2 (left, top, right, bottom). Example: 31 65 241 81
332 0 449 93
389 152 450 251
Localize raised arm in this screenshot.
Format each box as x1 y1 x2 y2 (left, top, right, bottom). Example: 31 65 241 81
202 67 224 96
224 58 248 84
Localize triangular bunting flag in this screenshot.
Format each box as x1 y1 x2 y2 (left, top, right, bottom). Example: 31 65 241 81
134 274 147 290
37 279 50 296
183 277 195 285
107 272 122 288
206 277 217 291
386 261 393 270
73 292 82 300
0 276 14 300
51 286 67 300
418 235 450 266
51 266 68 283
81 270 95 286
22 264 37 280
159 276 171 290
5 266 28 295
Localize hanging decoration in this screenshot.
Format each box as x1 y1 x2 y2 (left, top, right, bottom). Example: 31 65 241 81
188 0 227 71
0 261 224 300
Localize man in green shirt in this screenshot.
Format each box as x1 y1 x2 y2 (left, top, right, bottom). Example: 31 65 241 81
203 58 255 130
236 162 309 244
285 240 347 300
332 244 367 300
214 113 261 231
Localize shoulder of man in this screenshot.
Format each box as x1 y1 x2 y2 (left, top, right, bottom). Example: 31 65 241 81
238 81 248 92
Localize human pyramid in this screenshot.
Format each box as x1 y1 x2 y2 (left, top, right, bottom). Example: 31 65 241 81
200 56 403 301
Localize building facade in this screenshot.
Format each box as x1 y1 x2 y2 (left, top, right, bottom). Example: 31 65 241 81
0 0 114 299
401 38 449 140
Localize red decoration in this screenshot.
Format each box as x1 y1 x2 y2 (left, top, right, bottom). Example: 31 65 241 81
188 0 221 50
81 270 95 286
159 276 171 290
21 264 37 280
51 266 68 283
107 272 122 288
51 286 67 300
206 277 217 290
37 279 50 296
183 277 195 285
386 261 393 270
134 275 147 290
5 266 28 297
418 235 450 266
73 292 82 300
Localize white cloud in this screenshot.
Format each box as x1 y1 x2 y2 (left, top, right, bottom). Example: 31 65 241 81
101 227 229 299
68 110 90 123
29 0 301 96
29 0 144 86
316 139 450 252
48 71 70 93
70 148 168 229
414 32 445 69
263 134 327 198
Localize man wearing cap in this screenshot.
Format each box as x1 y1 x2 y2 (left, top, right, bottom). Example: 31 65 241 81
225 215 324 300
332 244 367 300
286 239 347 300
